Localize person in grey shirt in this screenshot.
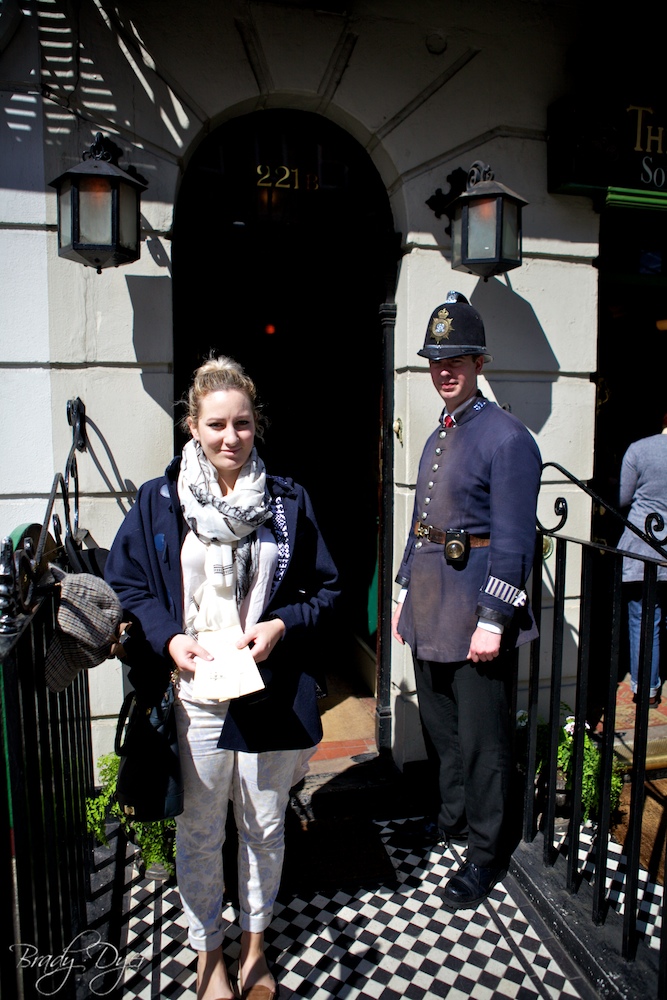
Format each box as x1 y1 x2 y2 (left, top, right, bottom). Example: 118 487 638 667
618 420 667 703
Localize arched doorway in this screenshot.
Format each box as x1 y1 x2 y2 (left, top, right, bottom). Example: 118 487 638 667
173 109 397 696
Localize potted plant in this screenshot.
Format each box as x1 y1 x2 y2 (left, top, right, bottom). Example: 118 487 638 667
86 752 177 879
517 706 624 822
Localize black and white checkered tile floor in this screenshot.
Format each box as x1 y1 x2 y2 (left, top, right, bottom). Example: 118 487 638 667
555 823 663 947
118 818 603 1000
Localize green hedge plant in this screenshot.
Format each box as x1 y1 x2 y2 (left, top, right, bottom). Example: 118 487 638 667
86 752 176 877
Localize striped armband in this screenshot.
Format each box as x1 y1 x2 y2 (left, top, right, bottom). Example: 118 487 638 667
483 576 527 607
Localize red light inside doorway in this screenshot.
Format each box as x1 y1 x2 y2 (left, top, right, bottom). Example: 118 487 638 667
264 324 276 335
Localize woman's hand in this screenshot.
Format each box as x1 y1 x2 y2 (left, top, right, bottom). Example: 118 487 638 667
237 618 286 662
167 633 213 673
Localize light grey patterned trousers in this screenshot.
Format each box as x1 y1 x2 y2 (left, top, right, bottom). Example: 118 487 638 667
175 697 313 951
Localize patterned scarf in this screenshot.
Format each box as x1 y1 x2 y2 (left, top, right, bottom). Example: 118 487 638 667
177 439 271 634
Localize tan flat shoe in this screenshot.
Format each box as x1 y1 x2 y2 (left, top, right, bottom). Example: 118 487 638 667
241 988 275 1000
237 973 276 1000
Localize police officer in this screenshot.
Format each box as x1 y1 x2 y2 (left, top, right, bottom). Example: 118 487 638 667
392 291 541 910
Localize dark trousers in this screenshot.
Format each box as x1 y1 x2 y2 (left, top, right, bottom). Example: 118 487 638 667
414 655 513 867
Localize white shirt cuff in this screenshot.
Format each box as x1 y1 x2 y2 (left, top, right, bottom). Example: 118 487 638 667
477 618 504 634
397 588 408 604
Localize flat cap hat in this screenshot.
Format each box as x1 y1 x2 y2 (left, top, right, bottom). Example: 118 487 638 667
44 570 122 693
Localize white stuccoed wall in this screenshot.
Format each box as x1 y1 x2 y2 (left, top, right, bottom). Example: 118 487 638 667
0 0 595 772
0 7 53 539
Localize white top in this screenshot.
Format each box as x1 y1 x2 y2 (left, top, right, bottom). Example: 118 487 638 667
179 525 278 702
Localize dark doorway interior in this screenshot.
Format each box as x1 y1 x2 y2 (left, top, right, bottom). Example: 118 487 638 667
593 206 667 535
173 110 396 686
588 206 667 717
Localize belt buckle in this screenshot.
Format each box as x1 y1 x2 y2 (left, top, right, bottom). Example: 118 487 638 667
416 523 430 540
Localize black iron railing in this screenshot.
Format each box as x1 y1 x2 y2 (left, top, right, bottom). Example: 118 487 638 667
0 399 98 1000
523 462 667 996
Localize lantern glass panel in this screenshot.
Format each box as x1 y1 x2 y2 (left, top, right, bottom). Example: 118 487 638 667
467 196 497 260
119 182 138 251
58 178 72 248
501 199 519 262
451 203 463 270
79 176 112 245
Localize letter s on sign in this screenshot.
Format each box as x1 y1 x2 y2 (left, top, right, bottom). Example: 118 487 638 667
642 155 653 184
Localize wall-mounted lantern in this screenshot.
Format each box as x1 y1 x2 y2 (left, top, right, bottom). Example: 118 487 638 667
449 161 527 279
49 133 147 274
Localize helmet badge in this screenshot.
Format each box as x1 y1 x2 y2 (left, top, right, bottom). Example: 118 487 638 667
430 307 454 343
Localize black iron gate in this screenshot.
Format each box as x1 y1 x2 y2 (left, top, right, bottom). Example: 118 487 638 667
0 399 98 1000
522 462 667 997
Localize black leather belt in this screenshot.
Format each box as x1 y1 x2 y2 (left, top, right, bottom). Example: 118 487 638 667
414 522 490 547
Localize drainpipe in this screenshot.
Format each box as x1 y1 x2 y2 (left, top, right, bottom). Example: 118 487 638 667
376 300 397 753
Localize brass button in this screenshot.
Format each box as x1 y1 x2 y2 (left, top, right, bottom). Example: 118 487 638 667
428 481 434 488
439 430 446 439
432 464 439 472
425 497 431 504
415 541 423 549
421 512 428 520
435 447 442 456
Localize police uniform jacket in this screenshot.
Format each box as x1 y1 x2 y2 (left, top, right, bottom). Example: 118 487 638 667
396 395 541 663
104 457 340 752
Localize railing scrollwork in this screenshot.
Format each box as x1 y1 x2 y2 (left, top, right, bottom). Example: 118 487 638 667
0 397 88 636
537 460 667 560
537 493 569 535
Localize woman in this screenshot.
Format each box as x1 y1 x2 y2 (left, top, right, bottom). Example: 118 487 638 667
105 356 339 1000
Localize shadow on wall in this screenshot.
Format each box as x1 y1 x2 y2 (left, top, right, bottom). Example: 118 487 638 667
470 277 558 436
126 274 175 417
40 404 138 576
84 415 137 517
34 1 195 191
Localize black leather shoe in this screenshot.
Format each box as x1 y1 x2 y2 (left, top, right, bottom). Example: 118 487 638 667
441 861 506 910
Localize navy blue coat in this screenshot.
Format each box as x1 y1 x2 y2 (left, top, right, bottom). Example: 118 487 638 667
396 397 541 662
104 458 340 752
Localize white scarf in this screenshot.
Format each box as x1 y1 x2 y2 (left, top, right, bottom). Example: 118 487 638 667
177 439 271 635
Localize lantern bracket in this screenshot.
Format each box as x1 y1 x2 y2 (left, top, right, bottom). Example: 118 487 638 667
82 132 123 165
467 161 493 187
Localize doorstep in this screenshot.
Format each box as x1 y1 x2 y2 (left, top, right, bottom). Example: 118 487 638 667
613 723 667 773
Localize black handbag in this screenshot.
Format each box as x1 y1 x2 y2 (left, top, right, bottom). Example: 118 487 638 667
114 682 184 822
